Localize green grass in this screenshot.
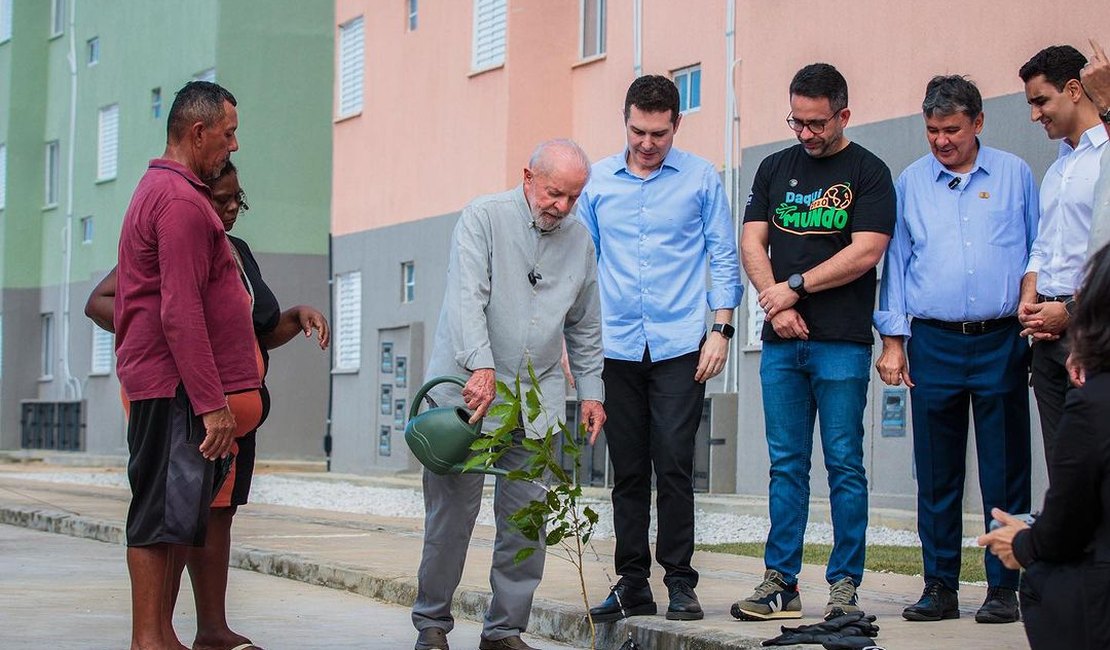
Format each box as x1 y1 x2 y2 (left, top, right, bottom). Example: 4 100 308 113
695 541 987 583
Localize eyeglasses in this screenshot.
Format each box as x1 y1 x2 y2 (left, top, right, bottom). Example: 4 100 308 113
786 110 842 135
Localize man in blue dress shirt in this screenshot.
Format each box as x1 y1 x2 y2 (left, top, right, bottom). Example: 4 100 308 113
875 76 1038 625
578 75 742 623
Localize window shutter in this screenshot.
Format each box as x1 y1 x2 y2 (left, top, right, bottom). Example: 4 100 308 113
97 104 119 180
91 326 113 375
338 16 365 117
335 271 363 370
472 0 506 70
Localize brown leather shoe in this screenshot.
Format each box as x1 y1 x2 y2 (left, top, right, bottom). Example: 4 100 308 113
414 626 449 650
478 635 538 650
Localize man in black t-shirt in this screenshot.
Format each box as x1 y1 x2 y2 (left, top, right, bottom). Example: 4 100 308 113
731 63 895 623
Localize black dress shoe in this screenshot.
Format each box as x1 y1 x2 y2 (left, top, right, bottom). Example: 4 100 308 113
902 582 960 621
666 580 704 621
975 586 1019 623
589 581 657 623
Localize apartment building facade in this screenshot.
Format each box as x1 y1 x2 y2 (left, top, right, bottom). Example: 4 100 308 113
329 0 1110 508
0 0 334 459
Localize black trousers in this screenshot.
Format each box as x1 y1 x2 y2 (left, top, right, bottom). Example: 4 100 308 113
603 347 704 588
1031 333 1072 471
1021 560 1110 649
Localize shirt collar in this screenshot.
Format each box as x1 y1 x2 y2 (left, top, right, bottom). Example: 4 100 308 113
147 158 211 194
1058 123 1109 158
931 139 990 182
614 146 683 177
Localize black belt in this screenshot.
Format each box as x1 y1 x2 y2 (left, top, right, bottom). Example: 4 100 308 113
1037 294 1073 303
914 317 1019 335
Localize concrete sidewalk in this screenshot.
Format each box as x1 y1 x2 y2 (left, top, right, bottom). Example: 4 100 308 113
0 463 1030 649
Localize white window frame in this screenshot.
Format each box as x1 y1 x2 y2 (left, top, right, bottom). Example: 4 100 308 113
1 0 13 43
80 215 93 244
151 87 162 119
90 324 113 376
471 0 506 71
579 0 605 59
40 313 53 379
401 261 415 303
45 140 60 207
0 143 6 210
745 281 764 349
50 0 64 37
334 271 363 371
674 64 702 114
407 0 418 31
337 16 365 119
97 103 119 181
86 36 99 66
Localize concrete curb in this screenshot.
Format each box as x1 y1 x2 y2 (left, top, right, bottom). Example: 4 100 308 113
0 503 782 649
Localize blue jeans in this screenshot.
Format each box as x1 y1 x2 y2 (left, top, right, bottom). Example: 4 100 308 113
760 340 871 586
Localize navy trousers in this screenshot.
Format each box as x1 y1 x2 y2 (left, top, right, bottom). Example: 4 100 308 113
907 319 1031 590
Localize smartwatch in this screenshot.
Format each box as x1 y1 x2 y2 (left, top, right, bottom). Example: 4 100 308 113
711 323 735 340
787 273 808 298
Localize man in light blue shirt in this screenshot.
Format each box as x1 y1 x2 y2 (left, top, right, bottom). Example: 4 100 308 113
875 76 1037 625
578 75 741 624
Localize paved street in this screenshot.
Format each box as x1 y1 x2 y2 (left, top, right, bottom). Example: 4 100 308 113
0 524 575 650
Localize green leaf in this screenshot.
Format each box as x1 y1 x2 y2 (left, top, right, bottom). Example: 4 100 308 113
527 360 540 390
525 389 542 422
487 403 514 420
514 547 536 564
469 437 498 450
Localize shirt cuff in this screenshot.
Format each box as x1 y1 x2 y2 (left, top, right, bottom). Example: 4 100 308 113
707 285 743 311
873 311 911 338
575 375 605 403
456 347 495 372
1025 257 1042 275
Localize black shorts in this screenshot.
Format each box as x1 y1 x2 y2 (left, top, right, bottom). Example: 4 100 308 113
125 384 214 547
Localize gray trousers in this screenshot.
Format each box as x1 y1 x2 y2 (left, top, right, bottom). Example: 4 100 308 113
411 432 547 640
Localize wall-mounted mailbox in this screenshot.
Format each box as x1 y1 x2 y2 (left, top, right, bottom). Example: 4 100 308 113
881 387 907 437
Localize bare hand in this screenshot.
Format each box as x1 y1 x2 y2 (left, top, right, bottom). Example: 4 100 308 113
1019 301 1068 337
769 308 809 340
1067 351 1087 387
694 331 730 383
977 507 1031 571
876 337 914 387
581 400 607 445
758 282 800 320
1082 38 1110 112
295 305 330 349
462 368 496 424
199 405 237 460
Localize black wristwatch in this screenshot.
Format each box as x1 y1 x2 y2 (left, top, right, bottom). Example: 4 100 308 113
711 323 735 340
787 273 808 298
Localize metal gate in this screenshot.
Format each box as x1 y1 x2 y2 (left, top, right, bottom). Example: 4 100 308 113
20 400 85 450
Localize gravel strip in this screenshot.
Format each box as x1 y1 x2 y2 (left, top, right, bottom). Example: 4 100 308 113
14 471 971 547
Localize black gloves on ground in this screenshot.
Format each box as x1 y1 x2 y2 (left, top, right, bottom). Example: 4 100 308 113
762 611 882 648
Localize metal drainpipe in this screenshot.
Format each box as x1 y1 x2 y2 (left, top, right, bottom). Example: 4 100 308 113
323 234 334 471
723 0 742 393
632 0 642 78
59 0 82 401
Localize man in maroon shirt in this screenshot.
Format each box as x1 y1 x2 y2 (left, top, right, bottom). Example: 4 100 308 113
115 80 259 650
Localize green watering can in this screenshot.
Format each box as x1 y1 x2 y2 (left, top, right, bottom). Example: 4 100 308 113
405 375 509 477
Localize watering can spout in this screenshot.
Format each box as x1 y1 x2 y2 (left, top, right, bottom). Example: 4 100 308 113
404 375 508 477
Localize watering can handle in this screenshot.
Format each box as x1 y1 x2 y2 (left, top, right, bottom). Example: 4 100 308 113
409 375 470 421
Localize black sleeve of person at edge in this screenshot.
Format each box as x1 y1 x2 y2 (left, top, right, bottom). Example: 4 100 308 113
762 611 883 649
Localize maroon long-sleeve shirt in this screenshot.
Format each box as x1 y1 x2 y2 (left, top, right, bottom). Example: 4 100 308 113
115 159 259 415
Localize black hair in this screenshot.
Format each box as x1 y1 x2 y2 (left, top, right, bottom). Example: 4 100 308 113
166 80 237 141
624 75 680 124
1071 245 1110 374
1019 45 1087 91
790 63 848 112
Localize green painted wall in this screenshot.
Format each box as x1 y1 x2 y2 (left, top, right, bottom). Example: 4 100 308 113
215 0 334 256
0 0 50 289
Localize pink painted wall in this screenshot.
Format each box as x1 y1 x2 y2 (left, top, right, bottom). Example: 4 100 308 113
333 0 1110 236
